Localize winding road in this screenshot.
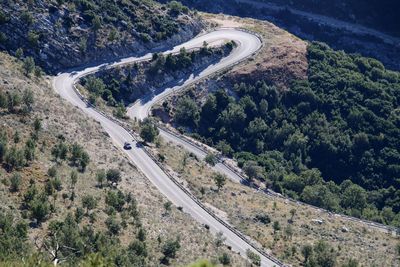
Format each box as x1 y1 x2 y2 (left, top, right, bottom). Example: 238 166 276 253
53 29 282 267
236 0 400 46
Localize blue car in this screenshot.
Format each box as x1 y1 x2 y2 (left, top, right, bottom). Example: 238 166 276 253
123 142 132 150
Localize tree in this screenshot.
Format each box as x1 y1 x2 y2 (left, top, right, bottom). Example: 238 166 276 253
216 140 234 157
4 146 25 171
105 190 126 212
254 213 271 225
313 240 337 267
23 183 37 208
302 241 336 267
105 216 121 235
62 193 69 204
23 57 35 75
52 141 68 162
70 170 78 189
45 180 55 196
22 89 34 112
204 153 218 166
15 48 23 59
70 143 90 171
0 91 7 109
82 195 97 214
341 183 367 211
219 252 231 265
273 221 281 234
106 169 121 185
164 201 172 214
33 117 41 133
168 1 189 16
128 240 148 258
137 228 146 242
200 41 210 55
0 212 29 260
113 102 127 119
7 92 21 113
30 195 50 225
96 169 106 188
243 160 264 182
210 232 224 249
289 208 296 223
174 96 200 128
213 173 226 191
91 15 102 31
200 94 217 124
85 77 105 96
301 184 339 211
47 166 58 178
246 249 261 266
342 258 359 267
79 37 87 54
284 130 309 158
22 138 34 161
397 242 400 257
10 173 22 192
284 224 294 240
161 238 181 264
189 260 214 267
140 119 159 143
12 131 20 144
0 134 7 162
301 244 313 263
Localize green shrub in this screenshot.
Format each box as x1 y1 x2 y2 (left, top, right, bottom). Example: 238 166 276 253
106 169 121 184
10 173 22 192
23 57 35 75
0 32 7 44
27 31 40 47
140 119 159 143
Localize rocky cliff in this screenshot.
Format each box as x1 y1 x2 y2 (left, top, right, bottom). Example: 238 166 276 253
0 0 203 73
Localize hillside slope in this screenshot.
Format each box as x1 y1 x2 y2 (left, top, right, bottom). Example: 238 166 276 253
159 0 400 71
0 52 245 266
159 16 400 228
0 0 203 72
255 0 400 37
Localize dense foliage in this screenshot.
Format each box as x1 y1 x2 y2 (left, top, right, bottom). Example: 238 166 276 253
174 42 400 226
0 190 148 266
140 119 160 143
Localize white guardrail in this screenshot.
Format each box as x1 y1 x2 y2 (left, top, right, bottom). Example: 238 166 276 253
72 28 285 267
71 27 398 267
145 28 399 235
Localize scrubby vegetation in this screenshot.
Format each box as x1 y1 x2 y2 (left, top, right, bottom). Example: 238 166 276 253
258 0 400 36
171 42 400 226
140 119 160 143
0 116 168 265
0 72 150 265
168 0 399 37
154 137 399 266
0 52 245 266
0 0 201 71
80 42 233 118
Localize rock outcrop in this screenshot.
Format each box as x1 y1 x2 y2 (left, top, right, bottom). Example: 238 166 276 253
0 0 204 73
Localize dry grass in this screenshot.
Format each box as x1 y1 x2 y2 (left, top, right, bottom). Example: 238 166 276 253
0 52 246 266
202 12 308 89
154 138 400 267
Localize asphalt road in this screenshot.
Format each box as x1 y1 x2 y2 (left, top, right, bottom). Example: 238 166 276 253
127 29 261 119
53 29 281 267
236 0 400 46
